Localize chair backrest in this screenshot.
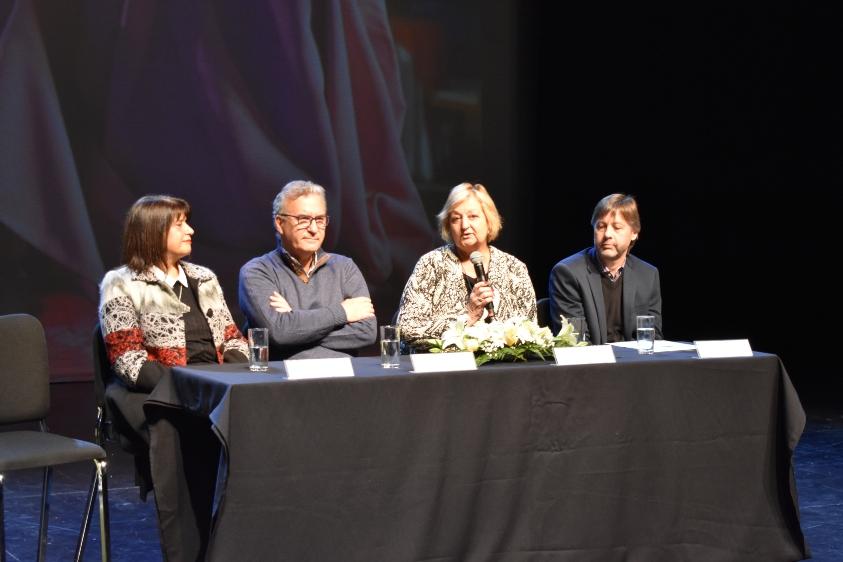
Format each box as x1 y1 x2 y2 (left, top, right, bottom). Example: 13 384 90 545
0 313 51 424
91 323 113 411
536 297 551 329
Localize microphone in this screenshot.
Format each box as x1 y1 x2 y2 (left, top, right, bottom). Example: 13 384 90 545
469 251 495 321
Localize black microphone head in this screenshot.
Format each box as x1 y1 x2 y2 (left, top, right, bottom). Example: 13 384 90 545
469 251 483 265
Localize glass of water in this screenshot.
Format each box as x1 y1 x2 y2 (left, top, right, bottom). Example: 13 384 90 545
380 325 401 368
636 315 655 355
248 328 269 371
569 316 589 344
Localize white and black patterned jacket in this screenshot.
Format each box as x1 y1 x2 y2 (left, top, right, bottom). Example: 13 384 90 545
396 245 537 344
99 261 247 387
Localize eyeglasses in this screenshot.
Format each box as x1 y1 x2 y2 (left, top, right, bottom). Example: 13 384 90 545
278 214 330 230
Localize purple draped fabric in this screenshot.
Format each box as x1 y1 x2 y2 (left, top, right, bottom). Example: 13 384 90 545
0 0 104 283
0 0 435 377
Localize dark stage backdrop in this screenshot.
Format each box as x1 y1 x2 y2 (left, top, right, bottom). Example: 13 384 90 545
521 3 841 402
1 1 839 400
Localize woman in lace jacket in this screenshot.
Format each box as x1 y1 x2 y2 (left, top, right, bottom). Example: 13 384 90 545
397 183 537 345
99 195 247 443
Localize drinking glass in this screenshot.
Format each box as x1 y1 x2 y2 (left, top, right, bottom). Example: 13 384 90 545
569 317 589 344
380 325 401 368
636 316 655 355
248 328 269 371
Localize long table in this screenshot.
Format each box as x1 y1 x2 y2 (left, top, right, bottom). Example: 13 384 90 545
145 348 809 561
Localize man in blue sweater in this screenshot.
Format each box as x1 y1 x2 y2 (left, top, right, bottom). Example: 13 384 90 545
239 180 377 359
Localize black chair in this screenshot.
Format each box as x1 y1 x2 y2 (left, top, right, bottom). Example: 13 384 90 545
0 314 110 562
91 323 112 447
536 297 551 329
92 324 153 500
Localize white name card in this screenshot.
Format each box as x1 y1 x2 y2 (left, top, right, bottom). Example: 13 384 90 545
283 357 355 379
694 339 753 359
553 345 617 366
409 352 478 373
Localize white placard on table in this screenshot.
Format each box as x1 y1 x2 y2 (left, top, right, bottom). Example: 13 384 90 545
283 357 355 379
694 339 753 359
410 352 478 373
553 345 617 366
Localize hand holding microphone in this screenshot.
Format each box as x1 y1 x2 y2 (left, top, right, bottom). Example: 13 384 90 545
469 251 495 322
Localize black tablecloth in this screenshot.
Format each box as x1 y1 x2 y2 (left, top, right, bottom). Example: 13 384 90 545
146 348 809 561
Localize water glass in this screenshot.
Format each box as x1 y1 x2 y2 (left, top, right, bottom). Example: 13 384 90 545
248 328 269 372
636 315 655 355
569 317 589 344
380 325 401 368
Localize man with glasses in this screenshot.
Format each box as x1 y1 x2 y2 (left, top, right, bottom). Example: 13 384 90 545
239 180 376 359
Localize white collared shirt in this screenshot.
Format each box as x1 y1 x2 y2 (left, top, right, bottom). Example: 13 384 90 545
151 264 188 289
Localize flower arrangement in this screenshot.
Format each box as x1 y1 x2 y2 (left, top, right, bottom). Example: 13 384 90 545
425 315 587 366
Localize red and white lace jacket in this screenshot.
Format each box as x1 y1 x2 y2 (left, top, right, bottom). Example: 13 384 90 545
98 261 247 387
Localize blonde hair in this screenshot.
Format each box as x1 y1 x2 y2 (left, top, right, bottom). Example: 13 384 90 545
435 183 503 243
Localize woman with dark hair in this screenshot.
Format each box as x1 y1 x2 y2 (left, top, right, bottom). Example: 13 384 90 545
99 194 247 429
98 195 247 555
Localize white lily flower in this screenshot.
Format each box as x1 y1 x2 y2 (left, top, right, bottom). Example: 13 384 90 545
441 320 467 350
428 315 586 364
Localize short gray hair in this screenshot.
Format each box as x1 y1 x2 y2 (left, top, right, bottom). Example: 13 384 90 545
272 180 327 217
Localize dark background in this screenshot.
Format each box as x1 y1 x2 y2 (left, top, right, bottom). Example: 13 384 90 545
535 4 839 405
1 1 838 403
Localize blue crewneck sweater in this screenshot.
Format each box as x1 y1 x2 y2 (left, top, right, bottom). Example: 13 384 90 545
238 245 376 359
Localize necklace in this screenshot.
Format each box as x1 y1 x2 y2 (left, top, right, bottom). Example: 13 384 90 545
176 283 183 301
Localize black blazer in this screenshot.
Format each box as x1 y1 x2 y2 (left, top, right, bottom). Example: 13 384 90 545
548 248 662 344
